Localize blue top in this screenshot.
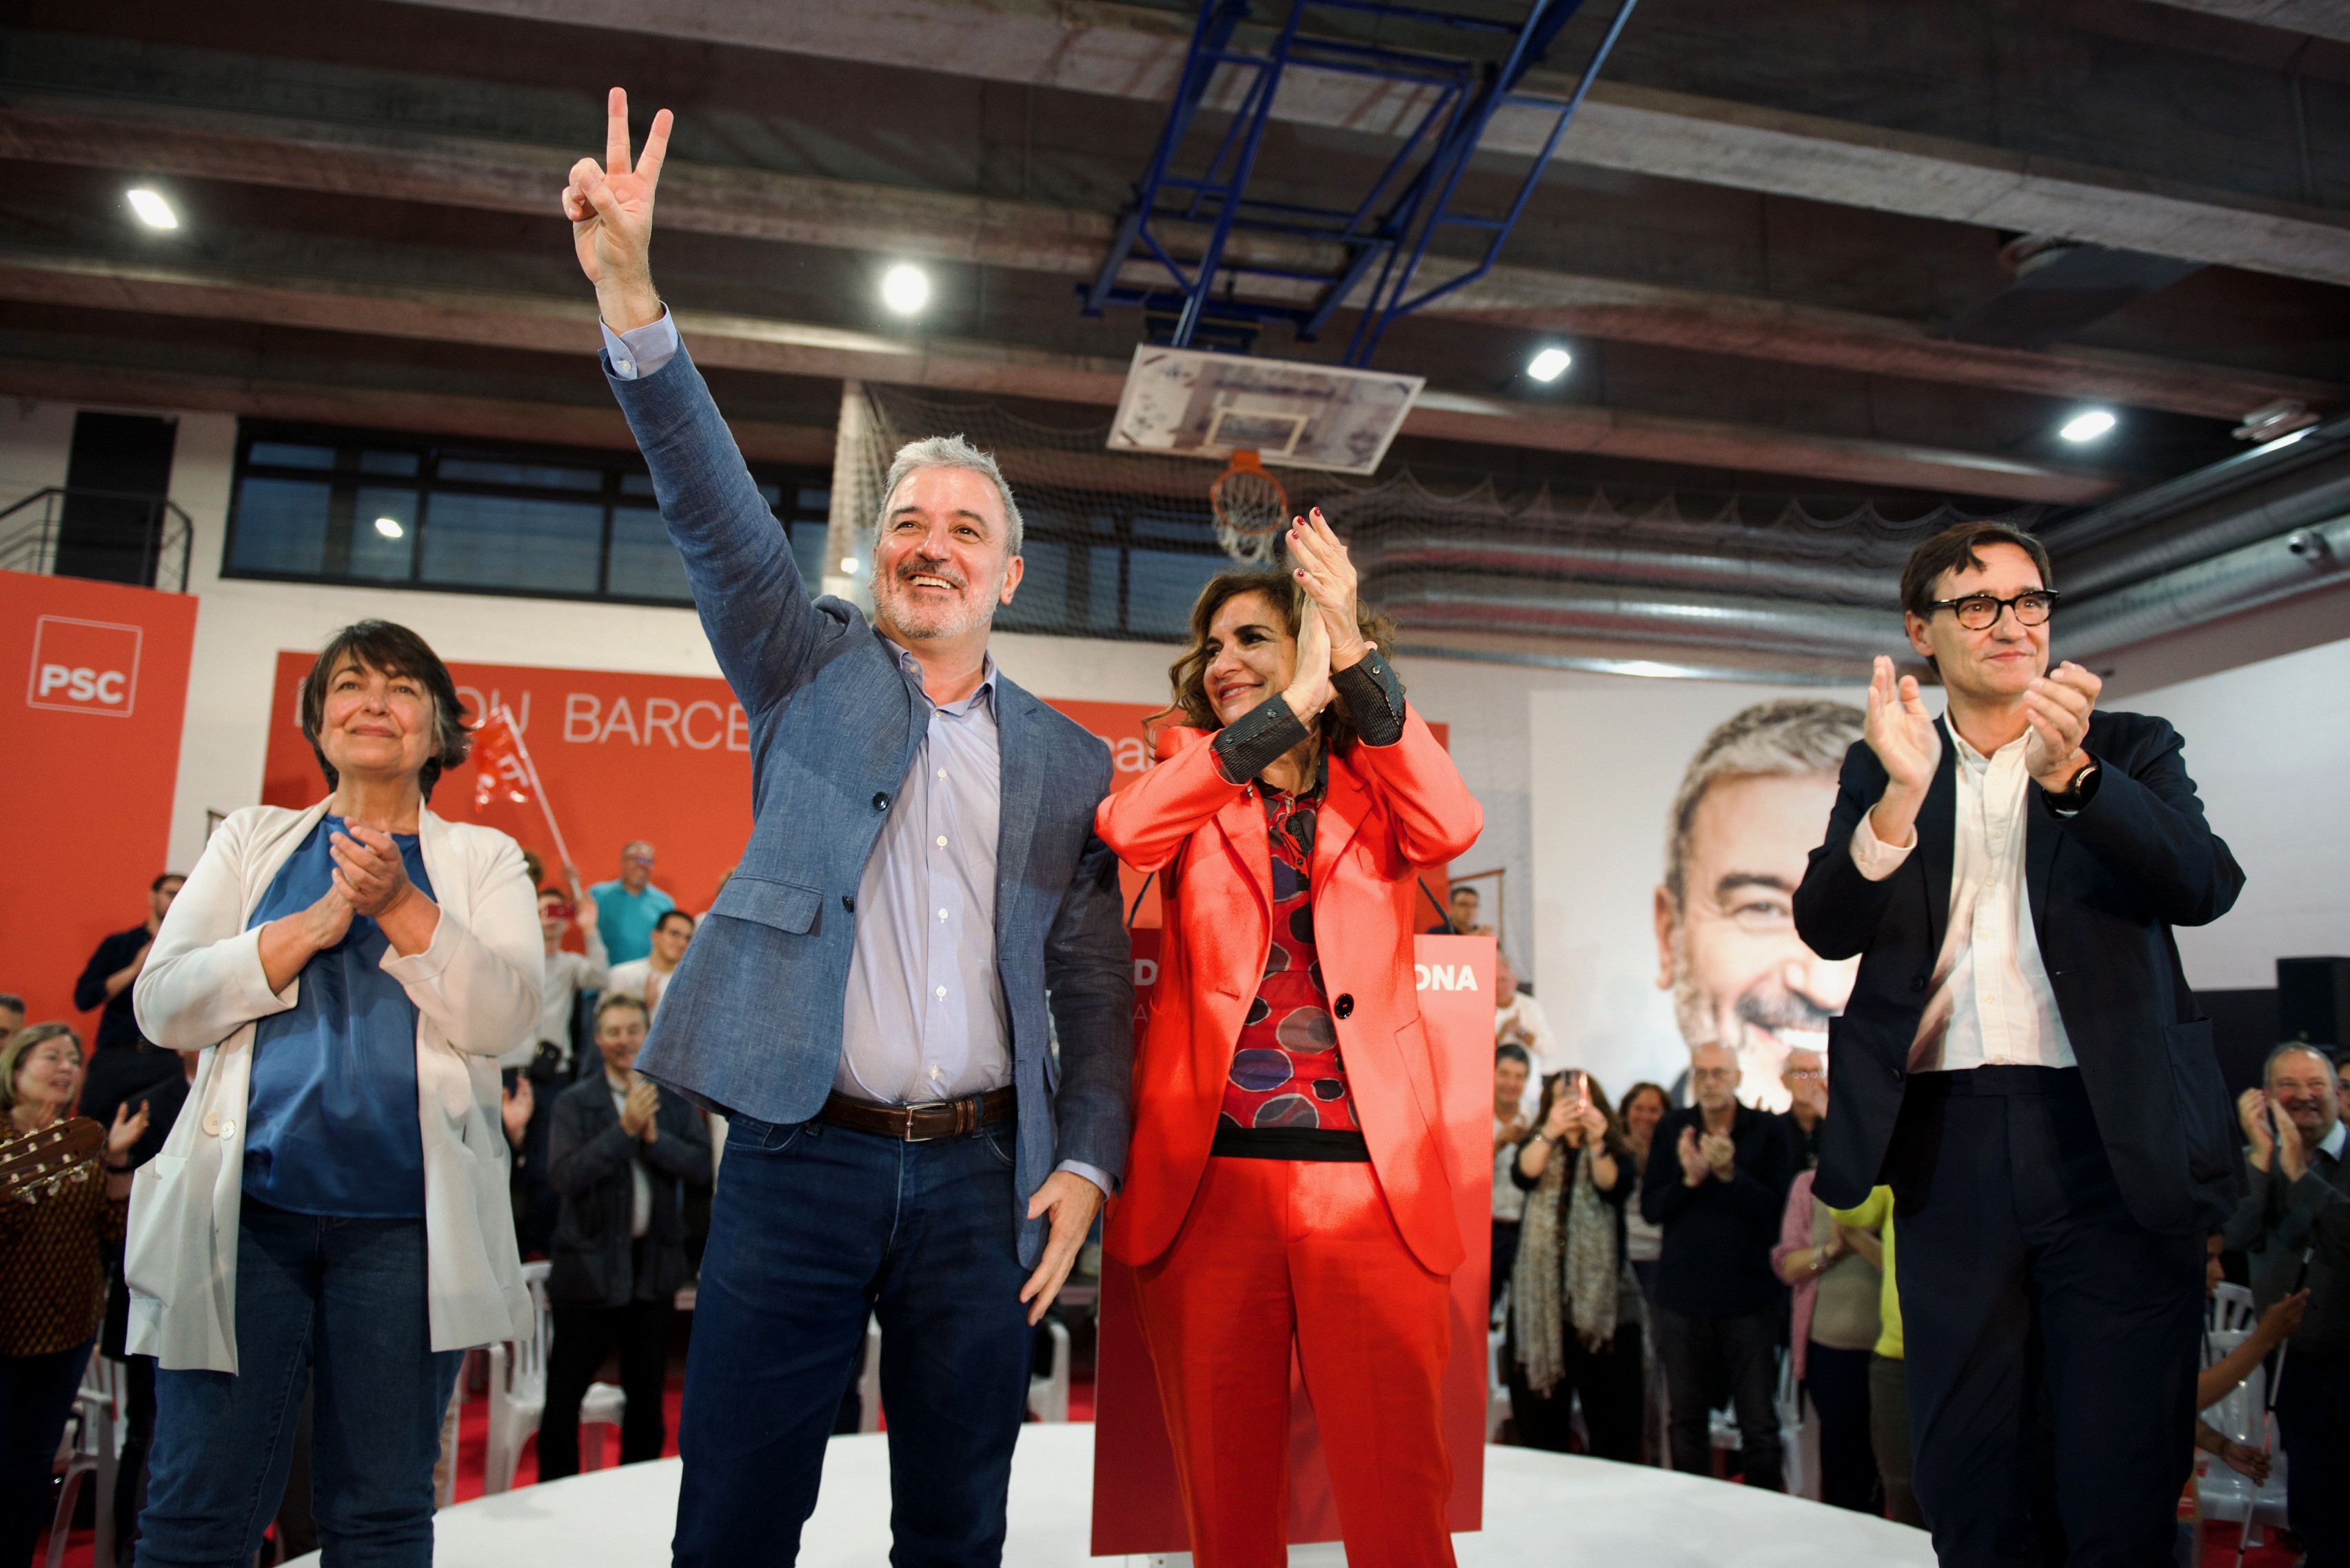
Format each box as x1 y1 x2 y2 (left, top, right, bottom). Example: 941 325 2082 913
241 817 434 1219
587 879 676 965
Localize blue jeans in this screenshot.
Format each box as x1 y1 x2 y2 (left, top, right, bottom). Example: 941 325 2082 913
136 1200 460 1568
675 1116 1032 1568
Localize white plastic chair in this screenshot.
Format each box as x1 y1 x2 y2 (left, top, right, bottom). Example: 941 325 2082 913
2209 1282 2258 1335
485 1262 629 1488
46 1348 120 1568
2197 1327 2289 1545
1027 1318 1072 1423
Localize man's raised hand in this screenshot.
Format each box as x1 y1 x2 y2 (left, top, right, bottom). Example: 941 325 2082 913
564 88 671 332
2023 662 2100 791
1863 653 1940 849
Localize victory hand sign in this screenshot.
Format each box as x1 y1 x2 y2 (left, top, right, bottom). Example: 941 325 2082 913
565 88 672 332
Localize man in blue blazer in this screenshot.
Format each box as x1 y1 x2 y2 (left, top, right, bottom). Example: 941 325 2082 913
1795 522 2242 1567
565 94 1133 1567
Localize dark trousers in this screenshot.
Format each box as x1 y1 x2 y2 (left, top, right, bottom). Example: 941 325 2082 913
1507 1318 1645 1462
137 1201 461 1568
3 1337 94 1568
2274 1351 2349 1568
673 1116 1031 1568
1806 1342 1878 1514
1656 1301 1783 1488
1870 1353 1925 1527
1891 1068 2202 1568
539 1296 673 1480
1489 1219 1519 1312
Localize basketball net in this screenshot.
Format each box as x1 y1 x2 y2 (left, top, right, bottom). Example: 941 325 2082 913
1209 449 1289 564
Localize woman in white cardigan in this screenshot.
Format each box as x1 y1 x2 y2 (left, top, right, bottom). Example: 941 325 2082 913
130 620 540 1568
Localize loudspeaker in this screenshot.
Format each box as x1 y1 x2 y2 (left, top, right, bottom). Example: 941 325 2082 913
2276 957 2350 1048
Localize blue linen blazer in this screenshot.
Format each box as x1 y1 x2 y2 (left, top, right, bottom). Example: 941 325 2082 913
604 345 1133 1266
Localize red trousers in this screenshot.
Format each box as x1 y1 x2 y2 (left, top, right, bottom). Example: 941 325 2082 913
1131 1154 1455 1568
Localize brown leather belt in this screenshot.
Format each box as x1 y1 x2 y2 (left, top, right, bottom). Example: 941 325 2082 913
819 1088 1015 1143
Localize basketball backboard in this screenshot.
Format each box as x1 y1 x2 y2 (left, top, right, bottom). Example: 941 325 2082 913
1107 345 1423 476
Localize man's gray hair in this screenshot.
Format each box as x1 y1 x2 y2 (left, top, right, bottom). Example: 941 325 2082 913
876 435 1024 557
2264 1041 2338 1084
1663 698 1864 910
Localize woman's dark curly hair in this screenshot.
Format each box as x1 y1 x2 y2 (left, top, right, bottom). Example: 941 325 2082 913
1153 570 1400 754
299 620 472 800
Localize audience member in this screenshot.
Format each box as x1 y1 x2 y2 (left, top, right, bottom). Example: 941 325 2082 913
1829 1185 1923 1526
105 1046 201 1568
589 842 675 964
1639 1039 1792 1489
1492 950 1559 1075
605 909 693 1016
1774 1162 1881 1513
505 885 611 1255
127 620 539 1567
1 1024 145 1568
1430 882 1490 936
1492 1044 1533 1313
2194 1232 2306 1486
1617 1082 1670 1305
71 875 187 1130
540 995 712 1480
2225 1043 2347 1567
1776 1046 1826 1171
0 998 22 1039
1508 1071 1643 1461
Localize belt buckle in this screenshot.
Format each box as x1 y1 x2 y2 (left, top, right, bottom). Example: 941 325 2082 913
898 1099 953 1142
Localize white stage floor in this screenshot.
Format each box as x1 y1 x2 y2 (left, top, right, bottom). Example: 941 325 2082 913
354 1425 1935 1566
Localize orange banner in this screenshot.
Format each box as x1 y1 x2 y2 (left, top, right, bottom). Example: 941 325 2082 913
2 571 197 1036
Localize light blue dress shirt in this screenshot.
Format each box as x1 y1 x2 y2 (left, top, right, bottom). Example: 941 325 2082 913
605 312 1109 1196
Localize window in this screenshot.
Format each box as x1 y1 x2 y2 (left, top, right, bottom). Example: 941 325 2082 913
224 421 830 607
224 422 1239 640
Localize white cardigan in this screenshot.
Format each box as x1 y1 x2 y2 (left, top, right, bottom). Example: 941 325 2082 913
128 800 542 1372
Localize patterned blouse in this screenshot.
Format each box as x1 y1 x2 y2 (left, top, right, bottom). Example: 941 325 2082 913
0 1130 125 1358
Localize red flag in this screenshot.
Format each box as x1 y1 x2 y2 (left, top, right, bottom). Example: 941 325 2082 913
472 706 534 813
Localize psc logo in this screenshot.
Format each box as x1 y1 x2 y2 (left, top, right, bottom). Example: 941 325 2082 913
26 615 143 717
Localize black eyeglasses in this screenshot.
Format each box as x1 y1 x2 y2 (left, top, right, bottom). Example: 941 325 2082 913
1927 590 2060 630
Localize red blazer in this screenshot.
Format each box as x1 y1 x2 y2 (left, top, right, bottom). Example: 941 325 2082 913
1095 708 1483 1275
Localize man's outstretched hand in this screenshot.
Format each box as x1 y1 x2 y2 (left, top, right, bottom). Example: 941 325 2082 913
564 87 671 332
1020 1170 1104 1326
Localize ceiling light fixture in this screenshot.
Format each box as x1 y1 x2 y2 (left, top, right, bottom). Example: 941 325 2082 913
374 516 404 539
1526 347 1572 383
2058 409 2116 443
126 188 179 230
880 264 930 316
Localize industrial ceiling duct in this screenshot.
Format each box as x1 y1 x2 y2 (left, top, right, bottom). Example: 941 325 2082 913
1355 532 1901 605
2060 513 2350 660
1375 576 1900 660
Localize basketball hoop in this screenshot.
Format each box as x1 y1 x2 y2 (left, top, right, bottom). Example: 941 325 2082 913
1210 450 1289 564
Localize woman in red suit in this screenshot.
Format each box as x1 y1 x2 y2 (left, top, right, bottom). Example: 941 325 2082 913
1096 511 1483 1568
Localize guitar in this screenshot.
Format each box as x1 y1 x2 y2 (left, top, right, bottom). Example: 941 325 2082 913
0 1117 106 1206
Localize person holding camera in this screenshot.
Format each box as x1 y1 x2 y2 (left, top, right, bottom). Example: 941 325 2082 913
540 994 711 1480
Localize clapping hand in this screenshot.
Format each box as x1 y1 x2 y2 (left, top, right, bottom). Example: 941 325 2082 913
501 1077 534 1147
620 1077 660 1142
1282 594 1335 724
1286 510 1366 673
1863 655 1941 846
105 1099 150 1165
330 824 416 919
2022 662 2100 790
1677 1125 1708 1188
1700 1129 1737 1181
1541 1091 1581 1148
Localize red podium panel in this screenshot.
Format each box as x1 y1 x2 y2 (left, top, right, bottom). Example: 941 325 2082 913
0 571 197 1035
1092 933 1494 1554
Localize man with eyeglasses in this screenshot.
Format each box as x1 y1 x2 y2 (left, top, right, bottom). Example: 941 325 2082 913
589 839 676 964
1795 522 2243 1566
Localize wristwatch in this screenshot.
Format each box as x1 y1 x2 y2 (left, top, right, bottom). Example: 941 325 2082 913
2040 757 2100 815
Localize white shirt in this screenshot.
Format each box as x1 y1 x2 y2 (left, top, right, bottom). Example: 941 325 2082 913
1495 992 1561 1077
607 1076 653 1240
1850 721 2076 1073
604 957 676 1017
499 931 609 1072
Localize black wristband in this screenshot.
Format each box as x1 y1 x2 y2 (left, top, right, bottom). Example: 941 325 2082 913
1330 649 1406 747
1212 693 1310 784
2040 759 2101 815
